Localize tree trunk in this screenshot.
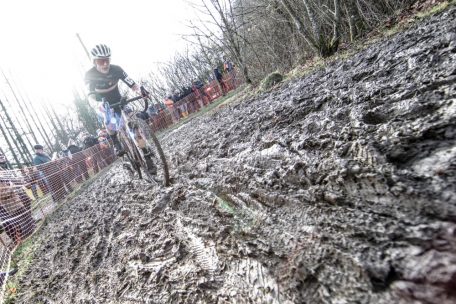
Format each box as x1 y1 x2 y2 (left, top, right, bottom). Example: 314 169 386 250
20 90 53 149
1 69 39 145
279 0 317 51
0 121 21 168
302 0 320 40
203 0 252 84
51 107 69 148
0 98 32 165
344 0 360 42
42 104 61 151
331 0 341 52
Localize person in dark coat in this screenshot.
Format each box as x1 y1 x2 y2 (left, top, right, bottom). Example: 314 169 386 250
214 66 227 96
31 144 51 196
63 140 89 183
32 145 51 166
33 144 69 202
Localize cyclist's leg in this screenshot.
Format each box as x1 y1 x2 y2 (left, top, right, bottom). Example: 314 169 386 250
141 147 157 174
98 104 124 155
110 108 125 155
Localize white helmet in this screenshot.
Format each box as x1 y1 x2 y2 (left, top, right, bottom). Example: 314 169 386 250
91 44 111 60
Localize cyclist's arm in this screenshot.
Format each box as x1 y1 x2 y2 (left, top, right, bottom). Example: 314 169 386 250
84 71 100 106
86 83 101 109
84 80 103 113
118 67 139 92
117 66 149 97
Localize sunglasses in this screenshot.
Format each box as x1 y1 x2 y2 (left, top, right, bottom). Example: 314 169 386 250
95 58 110 65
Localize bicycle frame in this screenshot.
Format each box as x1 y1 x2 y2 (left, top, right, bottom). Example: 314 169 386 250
100 94 146 139
89 92 170 185
101 102 134 143
103 96 158 179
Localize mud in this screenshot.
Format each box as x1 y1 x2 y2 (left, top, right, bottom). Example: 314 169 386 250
15 7 456 304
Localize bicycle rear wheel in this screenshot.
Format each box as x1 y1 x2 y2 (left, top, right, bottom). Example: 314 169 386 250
130 117 170 186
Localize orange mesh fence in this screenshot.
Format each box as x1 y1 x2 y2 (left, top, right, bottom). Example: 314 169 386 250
147 69 243 133
0 143 116 300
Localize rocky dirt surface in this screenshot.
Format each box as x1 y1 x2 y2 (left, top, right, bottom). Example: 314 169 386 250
14 6 456 304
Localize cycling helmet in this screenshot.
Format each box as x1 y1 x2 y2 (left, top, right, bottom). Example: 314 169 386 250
91 44 111 60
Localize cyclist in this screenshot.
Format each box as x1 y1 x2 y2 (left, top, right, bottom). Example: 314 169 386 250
84 44 157 174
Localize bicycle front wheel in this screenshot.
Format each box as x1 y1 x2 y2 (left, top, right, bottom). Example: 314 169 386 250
119 130 142 179
131 117 170 186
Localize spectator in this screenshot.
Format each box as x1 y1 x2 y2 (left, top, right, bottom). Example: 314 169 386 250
214 66 228 96
135 111 149 121
223 56 234 72
53 153 74 195
82 133 102 174
151 103 166 125
164 96 178 123
223 56 236 90
97 129 114 167
20 167 39 200
64 140 89 183
82 133 99 150
32 144 51 166
171 89 181 103
0 158 35 247
33 144 66 202
192 80 210 108
177 100 189 118
147 104 158 117
164 96 174 110
31 144 51 196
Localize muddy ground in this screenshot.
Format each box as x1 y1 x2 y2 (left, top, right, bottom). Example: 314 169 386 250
14 7 456 304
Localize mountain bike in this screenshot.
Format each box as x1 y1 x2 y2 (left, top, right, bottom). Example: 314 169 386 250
91 92 170 186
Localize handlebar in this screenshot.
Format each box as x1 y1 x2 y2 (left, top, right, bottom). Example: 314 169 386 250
125 96 149 113
88 92 149 113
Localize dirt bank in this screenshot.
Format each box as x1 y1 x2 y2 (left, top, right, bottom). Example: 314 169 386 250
14 6 456 304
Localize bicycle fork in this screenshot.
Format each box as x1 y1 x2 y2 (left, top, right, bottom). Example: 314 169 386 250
127 122 147 149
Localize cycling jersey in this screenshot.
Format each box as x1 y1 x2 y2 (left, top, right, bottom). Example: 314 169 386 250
84 64 136 105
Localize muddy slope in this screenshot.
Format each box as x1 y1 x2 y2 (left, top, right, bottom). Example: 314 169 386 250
16 7 456 304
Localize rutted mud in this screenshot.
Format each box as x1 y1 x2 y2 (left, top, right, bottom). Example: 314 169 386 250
15 8 456 304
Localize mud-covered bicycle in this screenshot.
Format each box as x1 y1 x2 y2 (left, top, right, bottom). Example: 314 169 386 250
90 92 170 186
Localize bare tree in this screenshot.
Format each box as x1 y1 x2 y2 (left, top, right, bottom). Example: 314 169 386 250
0 98 32 165
188 0 253 83
73 91 99 135
135 0 419 93
0 121 21 167
0 69 40 146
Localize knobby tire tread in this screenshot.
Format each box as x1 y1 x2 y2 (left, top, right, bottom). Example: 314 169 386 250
131 117 170 186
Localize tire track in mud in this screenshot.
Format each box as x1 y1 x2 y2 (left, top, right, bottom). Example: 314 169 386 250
16 162 284 303
173 215 219 273
166 195 286 303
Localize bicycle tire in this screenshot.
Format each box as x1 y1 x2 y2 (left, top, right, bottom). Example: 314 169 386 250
130 117 170 186
118 131 142 179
